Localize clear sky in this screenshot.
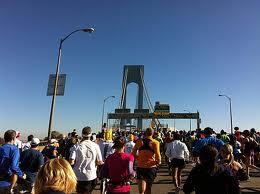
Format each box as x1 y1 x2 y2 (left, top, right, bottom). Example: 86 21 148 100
1 0 260 139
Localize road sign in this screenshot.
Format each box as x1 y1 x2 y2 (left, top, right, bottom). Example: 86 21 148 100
115 109 131 113
47 74 66 96
107 112 199 119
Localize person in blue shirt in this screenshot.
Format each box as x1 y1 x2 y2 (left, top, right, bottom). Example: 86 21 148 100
192 127 224 157
0 130 24 193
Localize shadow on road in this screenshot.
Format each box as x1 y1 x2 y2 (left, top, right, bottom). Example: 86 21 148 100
241 187 260 194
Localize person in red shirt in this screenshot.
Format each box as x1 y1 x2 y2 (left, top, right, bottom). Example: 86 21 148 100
100 136 135 194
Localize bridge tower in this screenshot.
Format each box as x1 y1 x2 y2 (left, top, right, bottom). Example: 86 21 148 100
120 65 144 130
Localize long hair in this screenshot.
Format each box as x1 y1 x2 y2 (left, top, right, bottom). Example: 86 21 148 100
220 144 234 166
34 158 77 194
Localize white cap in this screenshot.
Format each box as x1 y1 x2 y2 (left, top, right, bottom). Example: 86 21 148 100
50 139 58 144
31 138 40 145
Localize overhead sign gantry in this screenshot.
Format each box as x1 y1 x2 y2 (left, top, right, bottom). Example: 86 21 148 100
108 109 201 130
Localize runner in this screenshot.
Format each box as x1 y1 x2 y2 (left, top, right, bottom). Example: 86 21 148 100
165 132 189 193
132 128 161 194
219 144 248 182
0 130 24 194
99 129 114 160
41 139 59 162
163 132 173 174
98 129 114 194
125 134 135 154
192 127 224 157
14 131 23 151
70 126 103 194
242 130 260 177
20 137 44 193
100 136 135 194
183 145 240 194
23 135 34 151
34 158 77 194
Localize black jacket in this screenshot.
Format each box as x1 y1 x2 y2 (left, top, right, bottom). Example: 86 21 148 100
183 164 240 194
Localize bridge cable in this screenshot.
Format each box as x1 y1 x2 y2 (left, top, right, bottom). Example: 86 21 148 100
139 68 162 129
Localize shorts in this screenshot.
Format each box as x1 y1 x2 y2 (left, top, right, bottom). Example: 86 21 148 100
136 167 157 182
170 158 185 169
76 179 97 193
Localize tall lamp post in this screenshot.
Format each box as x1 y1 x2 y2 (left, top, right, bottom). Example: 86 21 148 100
101 96 115 129
184 109 192 132
47 27 95 140
219 94 233 135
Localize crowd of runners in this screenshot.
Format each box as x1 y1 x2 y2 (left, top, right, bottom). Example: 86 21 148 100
0 126 260 194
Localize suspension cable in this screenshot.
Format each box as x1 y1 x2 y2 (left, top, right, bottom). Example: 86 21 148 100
140 68 153 111
140 68 162 129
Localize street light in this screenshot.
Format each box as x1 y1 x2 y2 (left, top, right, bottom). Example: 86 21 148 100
47 27 95 140
184 109 192 132
219 94 233 135
101 96 115 129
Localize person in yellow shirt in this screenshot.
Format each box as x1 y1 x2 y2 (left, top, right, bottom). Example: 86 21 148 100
132 128 161 194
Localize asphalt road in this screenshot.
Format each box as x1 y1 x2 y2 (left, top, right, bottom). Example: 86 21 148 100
92 162 260 194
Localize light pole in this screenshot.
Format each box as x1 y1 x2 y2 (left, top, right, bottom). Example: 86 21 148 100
219 94 233 135
47 27 95 140
101 96 115 129
184 109 192 132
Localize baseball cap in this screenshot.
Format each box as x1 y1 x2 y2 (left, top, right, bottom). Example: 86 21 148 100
31 138 40 145
82 126 92 137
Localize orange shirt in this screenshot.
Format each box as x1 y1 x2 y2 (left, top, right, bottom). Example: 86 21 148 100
132 136 161 168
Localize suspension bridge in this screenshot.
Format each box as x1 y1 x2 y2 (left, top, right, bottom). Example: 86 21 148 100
107 65 201 131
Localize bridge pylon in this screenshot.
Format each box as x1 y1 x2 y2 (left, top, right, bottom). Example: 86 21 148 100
120 65 144 130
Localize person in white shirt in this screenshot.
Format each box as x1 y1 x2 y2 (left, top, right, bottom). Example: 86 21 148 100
22 135 34 151
14 131 23 151
125 134 135 154
98 129 114 161
165 132 189 192
70 127 103 194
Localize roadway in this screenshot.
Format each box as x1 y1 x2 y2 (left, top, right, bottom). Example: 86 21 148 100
92 161 260 194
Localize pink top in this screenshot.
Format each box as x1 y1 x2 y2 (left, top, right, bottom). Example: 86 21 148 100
103 152 134 193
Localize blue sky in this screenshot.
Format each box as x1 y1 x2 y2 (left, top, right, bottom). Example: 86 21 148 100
1 1 260 139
